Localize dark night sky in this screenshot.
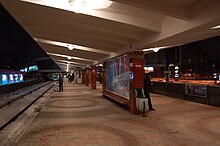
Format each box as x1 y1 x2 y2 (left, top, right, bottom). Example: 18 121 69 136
145 34 220 74
0 4 61 71
182 35 220 64
185 36 220 59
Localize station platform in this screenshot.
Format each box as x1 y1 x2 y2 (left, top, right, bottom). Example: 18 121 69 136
1 80 220 146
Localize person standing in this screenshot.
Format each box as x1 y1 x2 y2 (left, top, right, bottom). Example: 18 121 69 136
144 73 155 111
68 74 72 83
58 73 64 92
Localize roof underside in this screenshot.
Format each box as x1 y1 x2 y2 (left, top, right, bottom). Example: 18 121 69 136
1 0 220 71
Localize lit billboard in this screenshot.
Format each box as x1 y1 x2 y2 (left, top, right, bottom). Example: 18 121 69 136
106 54 130 99
185 84 207 97
0 73 24 86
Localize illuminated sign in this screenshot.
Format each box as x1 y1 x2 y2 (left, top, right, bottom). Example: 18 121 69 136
174 66 179 78
106 54 130 99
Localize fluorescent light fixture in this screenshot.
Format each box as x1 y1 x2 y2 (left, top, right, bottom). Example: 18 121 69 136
67 44 74 50
56 62 85 67
21 0 112 13
153 47 160 52
143 46 169 52
211 25 220 29
69 0 112 13
67 44 82 50
143 47 160 52
57 59 86 65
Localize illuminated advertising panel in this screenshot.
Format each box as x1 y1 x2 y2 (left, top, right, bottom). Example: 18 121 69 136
14 74 19 83
19 74 24 82
0 73 24 86
185 84 207 97
106 54 130 99
1 74 8 86
29 65 38 71
9 74 14 84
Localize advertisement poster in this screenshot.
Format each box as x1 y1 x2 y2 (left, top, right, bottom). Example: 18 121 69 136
185 84 207 97
106 54 130 99
0 74 24 86
1 74 8 86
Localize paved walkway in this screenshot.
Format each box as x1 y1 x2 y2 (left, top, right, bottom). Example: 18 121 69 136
16 80 220 146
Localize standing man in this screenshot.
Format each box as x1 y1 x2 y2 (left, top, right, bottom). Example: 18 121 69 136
58 73 64 92
144 73 155 111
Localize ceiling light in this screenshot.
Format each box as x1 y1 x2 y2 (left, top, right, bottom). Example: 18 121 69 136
47 52 96 62
69 0 112 13
67 44 74 50
143 46 171 52
143 47 160 52
21 0 112 14
153 47 160 52
211 25 220 29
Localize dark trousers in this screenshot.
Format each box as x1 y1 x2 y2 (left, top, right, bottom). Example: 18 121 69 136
144 92 154 110
59 83 63 92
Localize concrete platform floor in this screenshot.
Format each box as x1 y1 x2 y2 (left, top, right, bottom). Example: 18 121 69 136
16 81 220 146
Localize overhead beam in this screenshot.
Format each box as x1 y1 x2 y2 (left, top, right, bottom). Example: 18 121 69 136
55 59 87 66
35 38 113 55
25 25 132 46
55 62 85 67
7 0 161 32
89 9 161 32
131 0 220 49
3 1 150 40
16 16 145 40
49 55 92 65
39 43 106 59
31 33 121 52
111 0 192 20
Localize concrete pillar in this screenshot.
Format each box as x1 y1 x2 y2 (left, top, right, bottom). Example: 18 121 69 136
102 62 106 93
85 68 90 86
91 66 97 89
129 51 144 114
76 70 78 84
79 70 81 78
82 70 85 84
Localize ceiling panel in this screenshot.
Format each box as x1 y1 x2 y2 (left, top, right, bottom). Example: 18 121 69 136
1 0 220 71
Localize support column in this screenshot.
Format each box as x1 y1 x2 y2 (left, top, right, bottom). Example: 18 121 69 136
91 66 97 90
85 68 90 86
76 70 78 84
78 70 82 84
82 70 85 84
129 51 144 114
102 62 106 94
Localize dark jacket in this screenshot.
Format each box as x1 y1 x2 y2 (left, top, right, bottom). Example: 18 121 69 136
144 73 151 93
59 74 63 84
